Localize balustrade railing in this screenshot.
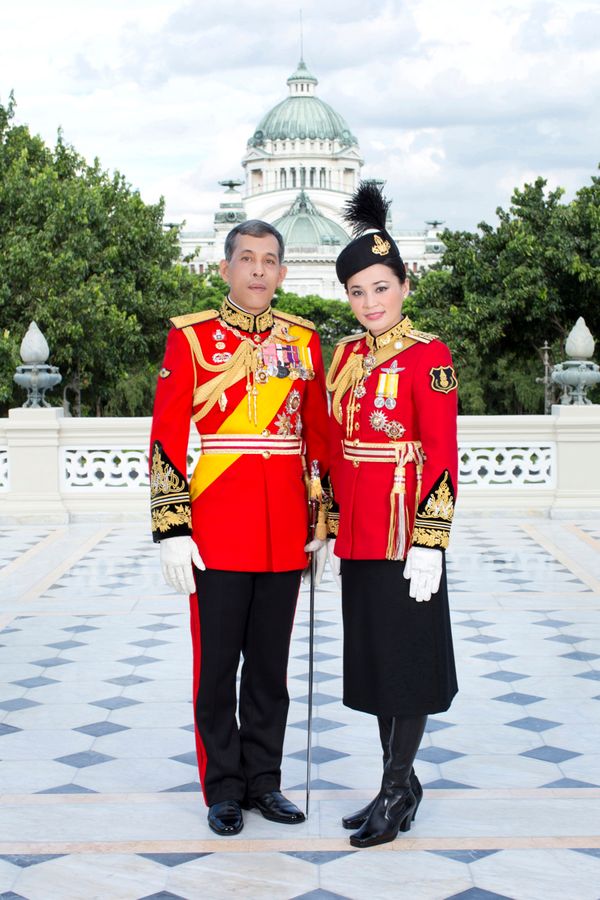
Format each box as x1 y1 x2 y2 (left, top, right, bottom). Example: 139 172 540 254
1 407 599 519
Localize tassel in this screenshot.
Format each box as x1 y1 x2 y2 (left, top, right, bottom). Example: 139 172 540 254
315 506 327 541
386 453 407 560
386 489 397 561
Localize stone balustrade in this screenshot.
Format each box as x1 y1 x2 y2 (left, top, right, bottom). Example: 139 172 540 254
1 406 599 522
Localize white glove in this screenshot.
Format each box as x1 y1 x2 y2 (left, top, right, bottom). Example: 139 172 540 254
303 538 327 585
327 539 341 589
403 546 442 603
160 535 205 594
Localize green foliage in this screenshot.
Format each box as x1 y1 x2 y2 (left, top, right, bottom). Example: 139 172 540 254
0 327 19 404
410 171 600 413
0 95 211 415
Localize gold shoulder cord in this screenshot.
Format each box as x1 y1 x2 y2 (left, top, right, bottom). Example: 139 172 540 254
182 326 255 423
326 338 419 427
327 351 364 426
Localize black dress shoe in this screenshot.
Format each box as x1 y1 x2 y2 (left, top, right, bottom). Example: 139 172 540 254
342 768 423 830
207 800 243 835
244 790 305 824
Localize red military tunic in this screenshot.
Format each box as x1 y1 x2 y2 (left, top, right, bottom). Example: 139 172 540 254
150 298 329 572
327 316 458 560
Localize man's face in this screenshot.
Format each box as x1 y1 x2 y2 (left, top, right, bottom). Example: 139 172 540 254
219 234 287 313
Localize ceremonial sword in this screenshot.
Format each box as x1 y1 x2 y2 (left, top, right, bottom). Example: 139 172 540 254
305 460 321 817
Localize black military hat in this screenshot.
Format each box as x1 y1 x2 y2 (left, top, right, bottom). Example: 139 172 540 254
336 181 404 284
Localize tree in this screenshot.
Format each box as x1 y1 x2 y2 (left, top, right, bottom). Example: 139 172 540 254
0 95 209 416
408 170 600 413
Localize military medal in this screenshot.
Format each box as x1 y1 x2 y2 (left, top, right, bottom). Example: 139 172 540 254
369 410 406 440
262 344 278 377
286 389 301 414
375 360 404 410
364 353 376 372
288 345 301 380
275 345 289 378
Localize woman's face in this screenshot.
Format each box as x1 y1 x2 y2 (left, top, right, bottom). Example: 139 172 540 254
346 263 409 336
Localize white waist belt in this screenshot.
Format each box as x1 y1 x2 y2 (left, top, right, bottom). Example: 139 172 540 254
342 439 424 464
201 433 303 457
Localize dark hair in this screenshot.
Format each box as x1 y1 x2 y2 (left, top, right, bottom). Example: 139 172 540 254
224 220 285 263
380 256 407 284
344 255 407 289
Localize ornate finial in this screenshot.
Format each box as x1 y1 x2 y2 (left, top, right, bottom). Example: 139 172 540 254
20 321 49 365
565 317 595 360
300 8 304 62
14 322 62 408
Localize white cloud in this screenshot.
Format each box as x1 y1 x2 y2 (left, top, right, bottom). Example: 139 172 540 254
0 0 598 232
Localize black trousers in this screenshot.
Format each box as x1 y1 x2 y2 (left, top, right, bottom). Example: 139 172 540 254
191 568 301 806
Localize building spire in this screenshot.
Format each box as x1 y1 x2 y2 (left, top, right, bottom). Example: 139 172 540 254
300 8 304 62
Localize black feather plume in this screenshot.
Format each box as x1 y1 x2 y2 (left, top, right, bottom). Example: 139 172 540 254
342 181 391 237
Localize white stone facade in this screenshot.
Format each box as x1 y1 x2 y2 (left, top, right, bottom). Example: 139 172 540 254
178 61 444 299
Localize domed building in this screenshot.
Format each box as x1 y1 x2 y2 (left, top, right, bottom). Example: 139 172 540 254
178 59 443 299
242 59 362 226
272 190 350 297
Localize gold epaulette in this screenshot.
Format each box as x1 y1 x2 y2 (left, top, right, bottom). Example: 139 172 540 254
273 309 316 331
409 328 438 344
169 310 219 329
336 331 366 345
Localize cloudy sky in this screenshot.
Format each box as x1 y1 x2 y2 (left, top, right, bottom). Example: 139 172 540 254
1 0 598 232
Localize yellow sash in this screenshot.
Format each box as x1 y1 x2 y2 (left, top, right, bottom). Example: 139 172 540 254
190 326 312 501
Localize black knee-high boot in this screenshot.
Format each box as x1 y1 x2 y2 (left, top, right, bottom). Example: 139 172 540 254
349 715 427 848
342 716 424 830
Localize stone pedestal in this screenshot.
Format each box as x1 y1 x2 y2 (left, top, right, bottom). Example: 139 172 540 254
0 407 68 523
551 404 600 516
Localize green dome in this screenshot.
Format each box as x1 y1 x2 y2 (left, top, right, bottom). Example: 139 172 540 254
273 192 350 249
248 60 357 147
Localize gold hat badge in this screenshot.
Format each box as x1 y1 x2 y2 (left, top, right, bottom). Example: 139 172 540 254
371 233 391 256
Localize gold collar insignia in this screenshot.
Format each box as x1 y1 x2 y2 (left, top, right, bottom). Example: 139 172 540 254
220 297 273 333
366 316 414 351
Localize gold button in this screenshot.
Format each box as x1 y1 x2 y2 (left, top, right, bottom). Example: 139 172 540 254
262 429 270 436
262 450 271 459
355 403 361 411
353 439 359 446
353 460 360 468
354 423 360 431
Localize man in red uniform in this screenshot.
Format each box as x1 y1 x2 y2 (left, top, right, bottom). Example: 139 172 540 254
150 220 329 835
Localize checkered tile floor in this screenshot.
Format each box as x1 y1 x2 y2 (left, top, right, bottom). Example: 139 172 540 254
1 516 600 899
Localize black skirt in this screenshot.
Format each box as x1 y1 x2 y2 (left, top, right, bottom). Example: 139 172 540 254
341 557 458 717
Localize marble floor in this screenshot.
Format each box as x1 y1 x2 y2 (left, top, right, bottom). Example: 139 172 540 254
0 515 599 899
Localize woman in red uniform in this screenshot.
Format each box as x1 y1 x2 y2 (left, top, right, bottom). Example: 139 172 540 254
326 183 459 848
